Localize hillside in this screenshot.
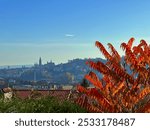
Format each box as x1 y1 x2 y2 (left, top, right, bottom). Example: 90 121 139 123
20 58 105 84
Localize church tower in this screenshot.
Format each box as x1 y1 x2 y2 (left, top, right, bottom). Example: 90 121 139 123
39 57 42 66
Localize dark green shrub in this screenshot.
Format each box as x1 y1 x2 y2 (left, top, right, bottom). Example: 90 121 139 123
0 96 87 113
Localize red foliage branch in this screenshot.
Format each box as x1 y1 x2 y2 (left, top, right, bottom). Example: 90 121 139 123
76 37 150 113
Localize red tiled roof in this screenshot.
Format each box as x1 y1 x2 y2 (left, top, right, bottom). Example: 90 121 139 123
14 89 71 100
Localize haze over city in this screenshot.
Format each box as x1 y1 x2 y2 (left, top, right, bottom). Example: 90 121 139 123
0 0 150 66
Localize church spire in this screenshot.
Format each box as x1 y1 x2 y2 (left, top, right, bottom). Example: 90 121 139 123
39 57 42 66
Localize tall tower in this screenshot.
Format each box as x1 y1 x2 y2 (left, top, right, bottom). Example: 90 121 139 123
34 71 36 83
39 57 42 66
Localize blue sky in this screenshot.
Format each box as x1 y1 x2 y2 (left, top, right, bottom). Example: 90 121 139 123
0 0 150 65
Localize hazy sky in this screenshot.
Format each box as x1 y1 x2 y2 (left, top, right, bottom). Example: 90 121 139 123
0 0 150 65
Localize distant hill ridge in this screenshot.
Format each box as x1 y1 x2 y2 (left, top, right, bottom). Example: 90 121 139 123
20 58 105 84
0 65 32 69
0 57 131 85
0 58 105 84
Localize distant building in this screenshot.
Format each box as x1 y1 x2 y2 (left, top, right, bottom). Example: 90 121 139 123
34 63 39 68
8 79 16 84
39 57 42 66
46 60 55 67
62 85 74 90
0 77 5 85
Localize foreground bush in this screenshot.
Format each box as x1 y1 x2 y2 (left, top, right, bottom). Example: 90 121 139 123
0 96 87 113
77 38 150 112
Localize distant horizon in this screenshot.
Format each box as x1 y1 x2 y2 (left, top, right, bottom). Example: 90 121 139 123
0 57 103 68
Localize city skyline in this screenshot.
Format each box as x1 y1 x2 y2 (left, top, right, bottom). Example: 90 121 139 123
1 0 150 65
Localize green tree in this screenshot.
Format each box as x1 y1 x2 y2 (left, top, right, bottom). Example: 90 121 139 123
81 78 89 88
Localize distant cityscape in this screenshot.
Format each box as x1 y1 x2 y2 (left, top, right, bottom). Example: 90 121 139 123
0 57 105 90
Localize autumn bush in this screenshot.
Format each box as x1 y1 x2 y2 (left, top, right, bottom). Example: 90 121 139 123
76 38 150 112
